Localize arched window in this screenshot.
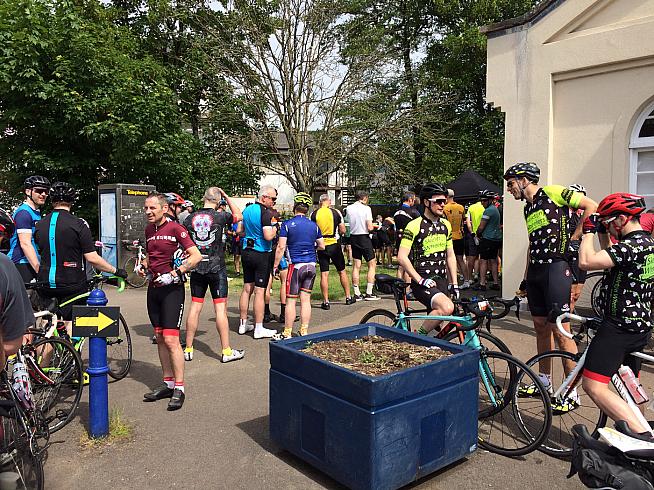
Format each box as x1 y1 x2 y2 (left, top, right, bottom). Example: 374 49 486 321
630 101 654 209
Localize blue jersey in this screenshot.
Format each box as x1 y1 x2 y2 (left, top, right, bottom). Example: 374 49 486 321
8 203 41 264
242 202 274 252
280 215 322 264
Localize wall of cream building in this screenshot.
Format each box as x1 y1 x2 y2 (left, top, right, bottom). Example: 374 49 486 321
485 0 654 297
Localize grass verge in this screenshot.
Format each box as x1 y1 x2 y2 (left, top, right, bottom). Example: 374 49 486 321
79 408 134 449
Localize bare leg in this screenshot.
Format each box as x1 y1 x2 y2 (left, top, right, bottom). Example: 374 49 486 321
253 286 265 324
479 259 488 286
584 378 649 433
185 301 203 348
423 294 455 332
285 297 297 330
299 291 312 326
533 316 554 375
366 258 376 285
239 283 253 321
213 301 230 350
352 258 362 288
489 258 499 284
320 271 330 303
338 269 350 298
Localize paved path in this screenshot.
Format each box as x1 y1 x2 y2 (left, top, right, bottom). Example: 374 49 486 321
44 287 599 489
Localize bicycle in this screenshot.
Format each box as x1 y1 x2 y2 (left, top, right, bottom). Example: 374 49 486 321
360 274 552 457
121 239 147 288
524 310 654 458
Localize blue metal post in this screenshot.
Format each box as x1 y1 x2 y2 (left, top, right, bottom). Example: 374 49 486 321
87 289 109 438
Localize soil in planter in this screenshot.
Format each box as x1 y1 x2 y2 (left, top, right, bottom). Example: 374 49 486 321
302 335 452 376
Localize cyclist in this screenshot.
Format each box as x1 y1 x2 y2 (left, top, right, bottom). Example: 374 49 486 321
0 209 33 357
397 183 459 334
345 190 379 301
393 192 420 282
567 184 588 312
182 187 244 363
7 175 50 282
443 189 469 287
310 194 353 309
579 193 653 435
504 162 597 412
474 189 502 291
465 197 484 285
164 192 186 221
178 200 194 224
238 185 278 339
141 192 202 411
34 182 127 322
273 193 324 339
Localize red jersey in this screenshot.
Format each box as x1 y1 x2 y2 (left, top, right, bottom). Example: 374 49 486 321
145 219 196 279
640 213 654 234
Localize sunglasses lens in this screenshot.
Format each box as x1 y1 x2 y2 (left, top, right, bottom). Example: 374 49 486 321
34 188 48 194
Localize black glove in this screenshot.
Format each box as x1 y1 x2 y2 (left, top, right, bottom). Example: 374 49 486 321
519 279 527 292
597 221 607 234
114 268 128 279
582 214 600 234
568 240 580 254
449 284 460 300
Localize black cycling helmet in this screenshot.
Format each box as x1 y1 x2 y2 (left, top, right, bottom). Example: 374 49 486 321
0 208 15 239
419 183 448 200
50 181 78 204
479 189 495 199
503 162 540 184
24 175 50 190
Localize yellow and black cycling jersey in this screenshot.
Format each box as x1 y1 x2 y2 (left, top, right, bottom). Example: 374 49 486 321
400 216 452 278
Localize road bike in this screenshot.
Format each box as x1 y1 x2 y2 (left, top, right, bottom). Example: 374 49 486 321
360 274 552 457
121 239 147 288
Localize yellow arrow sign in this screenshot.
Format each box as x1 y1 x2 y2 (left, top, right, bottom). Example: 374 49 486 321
76 312 115 332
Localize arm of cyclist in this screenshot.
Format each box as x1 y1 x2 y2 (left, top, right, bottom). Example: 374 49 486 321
475 218 487 239
17 231 40 273
571 195 599 240
218 188 242 222
578 216 614 271
176 246 202 275
316 237 325 251
272 236 287 276
84 251 127 278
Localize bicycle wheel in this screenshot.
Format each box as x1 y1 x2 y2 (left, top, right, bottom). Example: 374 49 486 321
478 351 552 457
359 309 398 327
124 255 147 288
107 314 132 380
525 350 602 458
27 337 84 434
575 271 603 315
486 298 511 320
0 411 44 490
443 329 512 355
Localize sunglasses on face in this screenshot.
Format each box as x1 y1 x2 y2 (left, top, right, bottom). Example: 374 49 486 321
265 195 278 202
600 216 618 226
32 188 49 195
427 198 447 205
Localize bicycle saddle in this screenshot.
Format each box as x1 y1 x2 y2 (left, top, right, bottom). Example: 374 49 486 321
374 274 408 287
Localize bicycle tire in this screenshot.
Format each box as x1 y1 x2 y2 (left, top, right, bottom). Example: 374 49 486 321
107 313 132 380
0 410 44 490
442 329 512 356
486 298 511 320
588 271 603 317
525 350 602 458
28 337 84 434
124 255 147 288
359 309 399 328
477 351 552 457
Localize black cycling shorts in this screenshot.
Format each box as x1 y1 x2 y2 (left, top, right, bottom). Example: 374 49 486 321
242 248 272 288
232 238 241 256
286 263 317 297
40 287 88 321
350 234 375 262
452 239 465 256
147 283 184 334
464 234 478 257
317 243 346 272
569 258 587 284
584 321 650 383
526 261 572 317
190 270 228 303
410 278 449 310
479 238 501 260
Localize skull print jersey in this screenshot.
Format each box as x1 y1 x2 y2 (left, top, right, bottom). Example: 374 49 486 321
523 185 584 265
183 209 234 274
400 216 452 278
599 230 654 333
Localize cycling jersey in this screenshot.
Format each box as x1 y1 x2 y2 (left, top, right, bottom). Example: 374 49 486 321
242 203 274 252
310 207 342 246
279 215 322 264
183 208 234 274
145 219 196 279
480 205 502 241
34 210 96 289
393 205 420 245
8 203 41 264
443 202 465 240
400 216 452 278
523 185 584 265
598 230 654 333
467 202 485 233
0 253 33 341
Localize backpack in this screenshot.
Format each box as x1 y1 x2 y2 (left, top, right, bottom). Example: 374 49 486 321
569 425 654 489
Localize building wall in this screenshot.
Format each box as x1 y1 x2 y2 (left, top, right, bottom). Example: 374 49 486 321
485 0 654 296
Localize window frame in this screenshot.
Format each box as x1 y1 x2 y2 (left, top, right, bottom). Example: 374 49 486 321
629 100 654 205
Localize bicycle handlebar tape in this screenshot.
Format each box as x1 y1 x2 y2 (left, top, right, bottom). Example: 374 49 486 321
87 288 110 438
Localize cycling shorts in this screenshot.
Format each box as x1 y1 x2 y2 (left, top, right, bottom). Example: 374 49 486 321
190 270 228 303
410 278 449 310
147 283 184 335
479 238 501 260
286 263 317 297
526 261 572 317
232 238 241 256
583 321 650 383
242 248 272 288
464 234 478 257
350 234 375 262
569 258 587 285
317 243 346 272
452 239 464 256
341 235 350 246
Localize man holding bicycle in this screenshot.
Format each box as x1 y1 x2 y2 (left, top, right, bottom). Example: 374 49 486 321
579 193 654 435
397 183 459 334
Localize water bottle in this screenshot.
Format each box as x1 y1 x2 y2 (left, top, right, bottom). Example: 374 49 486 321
618 365 649 405
12 361 34 410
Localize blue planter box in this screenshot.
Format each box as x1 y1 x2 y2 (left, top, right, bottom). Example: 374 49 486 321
269 324 479 490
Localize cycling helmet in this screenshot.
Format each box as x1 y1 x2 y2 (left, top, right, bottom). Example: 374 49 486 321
597 193 646 219
183 200 194 208
50 182 78 203
419 183 448 200
503 162 540 183
568 184 587 195
24 175 50 189
479 189 495 199
164 192 185 206
294 192 313 206
0 208 15 239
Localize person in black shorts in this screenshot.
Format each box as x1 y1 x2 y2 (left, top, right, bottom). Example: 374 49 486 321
393 192 420 281
345 191 379 301
579 192 653 434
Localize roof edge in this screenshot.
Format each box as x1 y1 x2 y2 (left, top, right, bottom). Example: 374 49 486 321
480 0 566 37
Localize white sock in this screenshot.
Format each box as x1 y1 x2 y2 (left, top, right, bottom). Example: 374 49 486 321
174 383 185 393
240 318 247 327
353 285 361 296
366 283 374 295
255 322 263 331
164 378 174 389
538 373 552 387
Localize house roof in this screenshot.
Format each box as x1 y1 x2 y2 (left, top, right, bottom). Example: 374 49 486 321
480 0 565 38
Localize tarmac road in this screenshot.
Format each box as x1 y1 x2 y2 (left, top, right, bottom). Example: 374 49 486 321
43 286 603 490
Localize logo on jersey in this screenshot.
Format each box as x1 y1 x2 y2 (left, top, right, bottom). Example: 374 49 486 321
641 254 654 281
191 213 214 241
